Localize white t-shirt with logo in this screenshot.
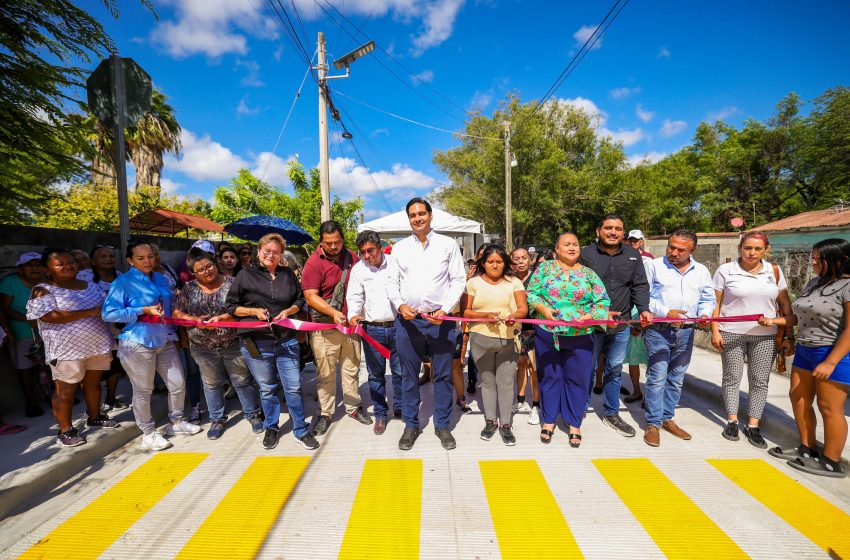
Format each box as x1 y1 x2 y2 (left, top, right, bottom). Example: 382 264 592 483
712 259 787 336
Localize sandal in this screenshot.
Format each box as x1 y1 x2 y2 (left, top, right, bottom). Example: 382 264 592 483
0 423 26 435
540 429 554 444
768 445 818 461
569 432 582 448
787 456 846 479
624 393 644 404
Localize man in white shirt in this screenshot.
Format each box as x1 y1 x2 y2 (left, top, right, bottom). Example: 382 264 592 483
642 229 716 447
386 198 466 451
347 230 403 436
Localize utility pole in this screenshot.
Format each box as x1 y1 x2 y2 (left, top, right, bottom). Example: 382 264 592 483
110 55 131 271
317 32 331 222
315 34 375 223
503 121 513 252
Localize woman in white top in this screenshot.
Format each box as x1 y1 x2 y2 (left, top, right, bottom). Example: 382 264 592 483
711 232 792 448
26 249 119 447
463 244 528 445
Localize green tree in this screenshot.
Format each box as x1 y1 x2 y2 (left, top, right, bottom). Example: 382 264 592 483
38 183 210 232
0 0 153 222
211 164 363 247
804 86 850 205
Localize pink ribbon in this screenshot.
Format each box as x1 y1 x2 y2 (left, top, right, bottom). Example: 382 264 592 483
140 315 391 359
436 314 765 328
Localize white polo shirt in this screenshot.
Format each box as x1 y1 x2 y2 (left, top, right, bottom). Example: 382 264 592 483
712 259 787 335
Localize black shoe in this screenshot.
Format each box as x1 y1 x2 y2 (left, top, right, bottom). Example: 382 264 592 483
592 386 603 395
262 428 279 449
393 409 403 419
374 418 387 435
435 428 456 450
602 414 636 437
620 386 630 395
348 406 373 425
246 413 264 434
86 414 119 429
480 419 498 441
297 433 320 450
313 415 332 436
466 382 476 395
743 426 767 449
722 421 740 442
456 399 472 414
499 425 517 446
207 420 225 440
399 427 420 450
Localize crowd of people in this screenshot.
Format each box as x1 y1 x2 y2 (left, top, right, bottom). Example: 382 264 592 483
0 198 848 478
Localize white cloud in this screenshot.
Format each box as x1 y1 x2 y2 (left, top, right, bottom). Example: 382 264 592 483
370 128 390 138
609 86 640 99
627 151 668 167
636 104 654 123
602 128 645 147
237 60 264 87
410 0 465 56
236 96 261 116
657 46 671 58
707 106 738 121
364 208 392 219
251 152 297 185
573 25 603 50
150 0 277 59
412 69 435 84
160 177 185 193
660 119 687 137
330 157 437 197
555 97 645 147
469 90 493 111
169 129 248 180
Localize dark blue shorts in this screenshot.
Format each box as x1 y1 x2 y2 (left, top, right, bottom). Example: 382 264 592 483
793 344 850 385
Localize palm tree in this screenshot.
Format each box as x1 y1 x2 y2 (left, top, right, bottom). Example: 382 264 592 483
68 112 116 186
126 89 182 194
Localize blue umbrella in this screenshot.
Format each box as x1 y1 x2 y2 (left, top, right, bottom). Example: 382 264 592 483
224 215 314 245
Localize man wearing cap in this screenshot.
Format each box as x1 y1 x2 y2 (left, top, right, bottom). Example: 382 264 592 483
579 214 652 438
0 252 47 417
626 230 654 260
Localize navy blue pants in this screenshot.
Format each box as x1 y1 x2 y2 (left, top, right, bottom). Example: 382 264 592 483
534 326 595 428
395 316 455 430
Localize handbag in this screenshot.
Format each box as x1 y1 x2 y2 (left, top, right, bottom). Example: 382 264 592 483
771 263 787 373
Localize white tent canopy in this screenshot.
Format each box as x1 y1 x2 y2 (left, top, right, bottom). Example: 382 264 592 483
358 208 482 257
358 208 481 237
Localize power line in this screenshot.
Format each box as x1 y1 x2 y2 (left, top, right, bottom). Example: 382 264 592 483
516 0 629 131
312 0 467 124
334 90 500 142
317 0 470 119
260 63 314 182
261 0 313 67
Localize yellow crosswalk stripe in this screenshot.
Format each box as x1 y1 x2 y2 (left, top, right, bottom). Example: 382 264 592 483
338 459 422 559
480 460 583 559
176 456 310 560
709 459 850 558
18 452 207 560
594 458 748 559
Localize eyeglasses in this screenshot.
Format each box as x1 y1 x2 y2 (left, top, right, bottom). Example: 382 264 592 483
260 249 282 258
358 247 378 256
194 263 218 275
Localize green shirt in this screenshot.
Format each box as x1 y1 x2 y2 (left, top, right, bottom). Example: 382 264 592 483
0 273 34 340
526 261 610 346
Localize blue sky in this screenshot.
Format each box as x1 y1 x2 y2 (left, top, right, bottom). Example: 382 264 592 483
83 0 850 219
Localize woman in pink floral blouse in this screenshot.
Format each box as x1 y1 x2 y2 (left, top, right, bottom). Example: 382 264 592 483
526 232 610 447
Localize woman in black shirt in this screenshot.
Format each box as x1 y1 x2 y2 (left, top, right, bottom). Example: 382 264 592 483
225 233 319 451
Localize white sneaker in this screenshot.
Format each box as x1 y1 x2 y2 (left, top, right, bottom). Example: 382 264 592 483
140 431 172 451
515 402 532 414
166 419 203 436
527 406 540 425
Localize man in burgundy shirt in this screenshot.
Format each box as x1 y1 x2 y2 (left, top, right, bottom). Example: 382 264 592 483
301 220 370 435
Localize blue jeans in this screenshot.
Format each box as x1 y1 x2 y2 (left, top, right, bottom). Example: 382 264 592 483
239 337 308 438
395 316 455 430
643 327 695 427
190 342 260 422
362 324 403 420
592 328 632 416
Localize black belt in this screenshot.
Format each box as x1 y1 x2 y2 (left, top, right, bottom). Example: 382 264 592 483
362 320 395 328
650 323 695 330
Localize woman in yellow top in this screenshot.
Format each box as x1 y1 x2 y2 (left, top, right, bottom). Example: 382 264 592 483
464 244 528 445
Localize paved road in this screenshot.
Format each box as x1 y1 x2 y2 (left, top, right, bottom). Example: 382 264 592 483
2 355 849 559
